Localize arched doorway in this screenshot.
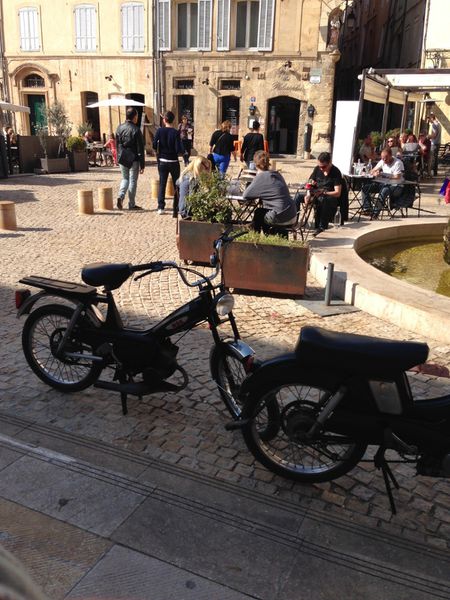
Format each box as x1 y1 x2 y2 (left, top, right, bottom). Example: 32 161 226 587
267 96 300 155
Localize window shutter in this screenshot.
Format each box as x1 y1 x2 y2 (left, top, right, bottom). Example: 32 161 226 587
198 0 212 51
257 0 275 51
75 5 96 51
217 0 230 51
122 3 144 52
19 7 40 51
158 0 170 51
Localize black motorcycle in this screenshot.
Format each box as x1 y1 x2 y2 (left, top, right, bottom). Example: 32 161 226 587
16 232 254 417
231 326 450 513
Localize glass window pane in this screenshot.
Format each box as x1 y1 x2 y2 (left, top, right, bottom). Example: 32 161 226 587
190 3 198 47
178 3 187 47
236 2 247 47
250 1 259 47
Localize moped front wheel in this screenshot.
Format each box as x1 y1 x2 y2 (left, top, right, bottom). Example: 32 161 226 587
210 343 250 419
22 304 102 392
242 380 367 483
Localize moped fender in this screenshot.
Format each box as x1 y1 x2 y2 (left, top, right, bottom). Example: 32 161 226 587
224 339 255 361
16 290 62 317
239 354 342 399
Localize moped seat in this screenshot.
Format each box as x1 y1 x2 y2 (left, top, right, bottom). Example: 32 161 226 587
295 326 429 375
82 262 132 290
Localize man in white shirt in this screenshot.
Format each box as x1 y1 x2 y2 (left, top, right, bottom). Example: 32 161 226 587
362 148 404 216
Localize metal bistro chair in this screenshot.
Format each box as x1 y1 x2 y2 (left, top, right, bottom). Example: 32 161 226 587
268 187 315 242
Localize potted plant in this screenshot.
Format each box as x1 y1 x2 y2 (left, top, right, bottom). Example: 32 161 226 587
38 102 71 173
221 230 309 297
67 135 89 172
177 171 234 264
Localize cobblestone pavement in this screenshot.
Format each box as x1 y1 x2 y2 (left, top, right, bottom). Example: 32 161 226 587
0 161 449 550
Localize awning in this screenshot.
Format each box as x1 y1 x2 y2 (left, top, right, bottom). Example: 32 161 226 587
0 101 30 113
362 68 450 105
86 98 145 108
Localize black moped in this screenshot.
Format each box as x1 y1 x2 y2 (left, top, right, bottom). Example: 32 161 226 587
232 326 450 513
16 232 253 416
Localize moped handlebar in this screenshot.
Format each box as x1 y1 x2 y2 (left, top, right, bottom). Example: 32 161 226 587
132 260 220 288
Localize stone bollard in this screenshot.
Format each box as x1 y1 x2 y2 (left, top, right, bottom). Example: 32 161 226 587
0 201 17 230
151 178 160 200
270 160 277 171
98 186 113 210
166 175 175 197
78 190 94 215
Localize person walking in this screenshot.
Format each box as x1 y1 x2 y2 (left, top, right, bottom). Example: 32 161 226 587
153 111 184 215
178 115 194 166
240 121 264 169
209 120 236 174
428 112 442 177
115 108 145 210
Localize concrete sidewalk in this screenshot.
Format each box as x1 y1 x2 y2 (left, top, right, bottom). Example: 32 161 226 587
0 411 449 600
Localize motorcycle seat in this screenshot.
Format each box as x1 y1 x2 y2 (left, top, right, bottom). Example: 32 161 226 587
82 262 132 290
295 326 429 375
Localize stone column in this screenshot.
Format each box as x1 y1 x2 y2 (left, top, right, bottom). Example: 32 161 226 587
310 49 341 156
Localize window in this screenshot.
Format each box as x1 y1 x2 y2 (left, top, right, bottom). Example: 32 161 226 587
233 0 275 51
177 2 198 48
19 7 40 51
175 79 195 89
158 0 170 50
236 1 259 48
217 0 230 50
121 2 144 52
74 4 96 51
23 73 45 87
220 79 240 90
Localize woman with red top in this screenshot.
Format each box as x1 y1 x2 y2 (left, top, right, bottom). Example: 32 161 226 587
104 133 117 165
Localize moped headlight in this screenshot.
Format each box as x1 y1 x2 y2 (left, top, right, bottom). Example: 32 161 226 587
215 293 235 316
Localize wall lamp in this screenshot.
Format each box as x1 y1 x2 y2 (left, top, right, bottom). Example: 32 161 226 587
283 60 292 69
105 75 113 81
346 8 356 30
201 78 210 85
307 104 316 118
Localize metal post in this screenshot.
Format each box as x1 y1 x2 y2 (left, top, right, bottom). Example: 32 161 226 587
324 262 334 306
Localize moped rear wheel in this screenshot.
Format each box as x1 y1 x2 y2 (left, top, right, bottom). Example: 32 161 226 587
242 380 367 483
22 304 102 392
210 344 249 419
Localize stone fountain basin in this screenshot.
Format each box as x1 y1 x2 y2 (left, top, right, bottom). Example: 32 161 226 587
309 219 450 343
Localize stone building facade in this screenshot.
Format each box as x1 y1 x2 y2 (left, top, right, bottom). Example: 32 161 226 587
0 0 155 142
157 0 344 155
0 0 345 155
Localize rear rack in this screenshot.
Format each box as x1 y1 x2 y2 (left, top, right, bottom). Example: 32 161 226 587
19 276 97 296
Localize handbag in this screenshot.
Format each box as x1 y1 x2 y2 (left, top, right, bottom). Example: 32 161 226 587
207 153 216 168
118 147 135 168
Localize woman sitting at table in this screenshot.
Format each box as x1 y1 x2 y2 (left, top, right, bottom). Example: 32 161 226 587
176 155 211 218
241 150 296 233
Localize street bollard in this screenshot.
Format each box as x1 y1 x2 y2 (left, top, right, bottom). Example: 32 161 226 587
98 186 113 210
151 178 160 200
166 175 175 197
0 201 17 230
78 190 94 215
324 262 334 306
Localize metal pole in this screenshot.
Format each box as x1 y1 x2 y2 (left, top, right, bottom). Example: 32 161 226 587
324 262 334 306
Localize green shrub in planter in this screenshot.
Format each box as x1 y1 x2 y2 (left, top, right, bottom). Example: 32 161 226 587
67 135 86 153
186 171 232 224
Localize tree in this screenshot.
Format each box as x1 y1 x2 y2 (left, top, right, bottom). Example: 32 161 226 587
45 101 72 157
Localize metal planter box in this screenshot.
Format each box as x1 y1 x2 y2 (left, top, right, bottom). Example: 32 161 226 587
40 157 70 174
222 241 309 297
177 220 227 264
69 151 89 172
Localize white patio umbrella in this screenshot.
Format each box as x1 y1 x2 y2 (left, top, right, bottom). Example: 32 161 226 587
0 101 30 113
86 98 145 108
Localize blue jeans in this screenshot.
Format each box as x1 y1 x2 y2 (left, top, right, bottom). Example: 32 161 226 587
119 161 140 208
213 153 230 174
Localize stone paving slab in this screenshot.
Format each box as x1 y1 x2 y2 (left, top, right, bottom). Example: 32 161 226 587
0 164 449 555
0 497 111 599
67 544 254 600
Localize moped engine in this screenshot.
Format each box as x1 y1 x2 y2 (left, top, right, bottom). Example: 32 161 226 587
113 336 179 380
416 453 450 477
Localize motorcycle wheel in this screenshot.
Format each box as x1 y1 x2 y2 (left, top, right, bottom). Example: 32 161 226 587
242 380 367 483
22 304 102 392
210 343 249 419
